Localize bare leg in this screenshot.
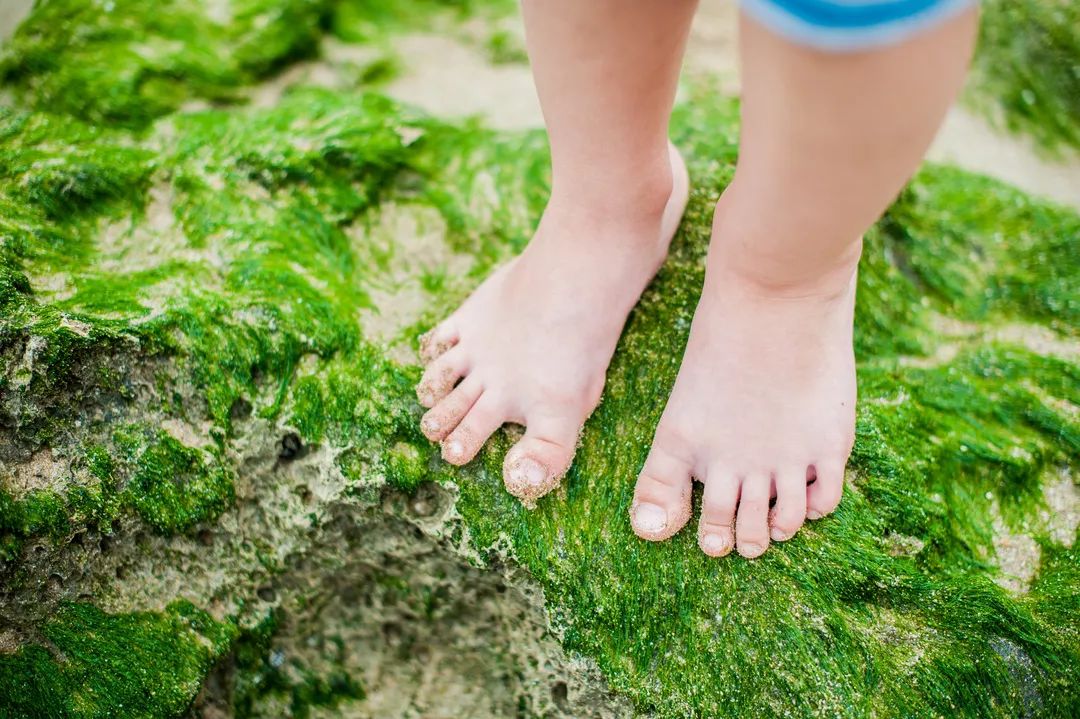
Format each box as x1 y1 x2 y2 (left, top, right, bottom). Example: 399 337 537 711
632 8 978 556
417 0 698 504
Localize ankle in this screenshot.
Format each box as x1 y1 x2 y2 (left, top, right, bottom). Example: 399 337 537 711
547 154 675 225
707 194 862 301
710 241 861 301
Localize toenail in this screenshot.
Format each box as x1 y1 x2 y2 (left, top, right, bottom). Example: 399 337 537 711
632 503 667 533
511 458 548 487
806 510 822 520
444 440 464 459
770 527 790 542
700 533 729 555
740 542 764 558
421 416 440 433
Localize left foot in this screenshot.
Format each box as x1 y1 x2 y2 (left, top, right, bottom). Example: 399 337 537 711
630 197 858 557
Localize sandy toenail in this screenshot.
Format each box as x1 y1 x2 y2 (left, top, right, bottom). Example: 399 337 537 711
770 527 790 542
515 458 547 486
421 416 441 434
416 366 455 406
416 383 435 406
739 543 765 558
806 510 823 520
419 330 453 363
443 439 464 461
699 532 730 556
631 502 667 534
503 455 562 507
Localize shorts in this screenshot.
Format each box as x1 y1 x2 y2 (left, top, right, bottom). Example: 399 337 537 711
740 0 977 51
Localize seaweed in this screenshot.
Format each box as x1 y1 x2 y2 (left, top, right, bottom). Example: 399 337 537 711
968 0 1080 153
0 601 236 719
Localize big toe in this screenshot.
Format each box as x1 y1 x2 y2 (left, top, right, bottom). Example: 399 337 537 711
630 443 693 542
503 409 586 505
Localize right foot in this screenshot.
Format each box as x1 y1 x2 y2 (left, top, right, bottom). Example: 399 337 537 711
416 144 689 506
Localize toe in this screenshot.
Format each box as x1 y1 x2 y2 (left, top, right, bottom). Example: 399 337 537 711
441 392 505 466
630 445 693 542
418 321 458 365
735 472 771 558
420 377 481 442
416 346 468 408
698 469 738 557
503 409 584 506
769 465 809 542
806 458 845 520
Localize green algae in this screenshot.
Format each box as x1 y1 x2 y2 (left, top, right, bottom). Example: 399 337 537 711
2 82 1078 715
855 347 1078 570
1026 537 1080 706
0 601 236 719
0 427 233 544
0 2 1078 717
118 429 235 535
970 0 1080 153
883 167 1080 333
330 0 515 44
0 0 516 131
0 0 328 128
0 489 67 562
486 28 529 65
0 448 122 565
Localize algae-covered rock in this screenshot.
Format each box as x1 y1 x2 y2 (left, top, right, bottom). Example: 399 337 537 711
968 0 1080 153
0 2 1078 718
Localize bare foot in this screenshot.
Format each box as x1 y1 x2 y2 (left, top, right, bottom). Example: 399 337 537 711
630 196 858 557
417 144 689 506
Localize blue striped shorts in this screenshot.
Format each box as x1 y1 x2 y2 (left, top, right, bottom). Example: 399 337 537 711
741 0 976 51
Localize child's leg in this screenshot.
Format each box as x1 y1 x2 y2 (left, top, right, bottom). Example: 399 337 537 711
631 5 978 557
417 0 698 503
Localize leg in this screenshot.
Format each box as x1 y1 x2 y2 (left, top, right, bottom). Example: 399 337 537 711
632 4 978 555
417 0 698 505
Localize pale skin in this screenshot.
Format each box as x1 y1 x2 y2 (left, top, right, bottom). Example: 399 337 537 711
417 1 978 556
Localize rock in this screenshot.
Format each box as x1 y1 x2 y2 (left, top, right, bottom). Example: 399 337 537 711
0 2 1078 718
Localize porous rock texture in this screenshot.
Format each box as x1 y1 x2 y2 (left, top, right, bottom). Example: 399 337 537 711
0 2 1078 718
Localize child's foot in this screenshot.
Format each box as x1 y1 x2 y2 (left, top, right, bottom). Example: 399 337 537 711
417 144 689 505
630 197 858 558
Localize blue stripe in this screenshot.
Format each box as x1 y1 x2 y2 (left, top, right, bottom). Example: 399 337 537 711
760 0 951 29
741 0 974 51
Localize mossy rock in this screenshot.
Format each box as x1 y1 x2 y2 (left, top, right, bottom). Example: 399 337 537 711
967 0 1080 154
0 601 236 718
0 1 1078 718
